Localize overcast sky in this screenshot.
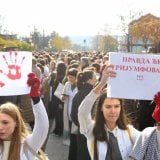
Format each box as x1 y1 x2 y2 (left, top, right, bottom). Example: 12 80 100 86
0 0 160 37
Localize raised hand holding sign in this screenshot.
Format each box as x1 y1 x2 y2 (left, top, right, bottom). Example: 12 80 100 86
27 73 41 97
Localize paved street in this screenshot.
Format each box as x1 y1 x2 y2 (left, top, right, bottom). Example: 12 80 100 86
46 134 69 160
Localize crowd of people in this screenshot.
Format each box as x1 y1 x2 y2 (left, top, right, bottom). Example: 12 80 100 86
0 50 160 160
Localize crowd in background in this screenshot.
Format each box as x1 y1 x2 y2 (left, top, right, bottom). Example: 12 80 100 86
0 50 157 159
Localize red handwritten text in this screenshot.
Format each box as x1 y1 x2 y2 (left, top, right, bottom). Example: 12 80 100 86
112 65 160 73
122 57 151 64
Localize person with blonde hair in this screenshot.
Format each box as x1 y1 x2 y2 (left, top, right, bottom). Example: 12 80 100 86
0 73 49 160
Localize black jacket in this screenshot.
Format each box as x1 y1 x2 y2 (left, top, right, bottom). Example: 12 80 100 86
71 83 93 160
71 83 93 126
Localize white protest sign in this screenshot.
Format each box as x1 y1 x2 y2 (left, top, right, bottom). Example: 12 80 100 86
107 52 160 100
0 51 32 95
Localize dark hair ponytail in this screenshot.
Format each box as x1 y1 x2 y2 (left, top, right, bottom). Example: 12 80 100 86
76 72 84 90
76 70 94 90
94 137 98 160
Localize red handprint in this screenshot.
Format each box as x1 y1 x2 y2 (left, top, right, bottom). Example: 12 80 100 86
0 51 25 80
0 81 5 87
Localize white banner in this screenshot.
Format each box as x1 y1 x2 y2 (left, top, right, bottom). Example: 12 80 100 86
107 52 160 100
0 51 32 96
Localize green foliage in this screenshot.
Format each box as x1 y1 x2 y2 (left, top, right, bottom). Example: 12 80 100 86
0 38 33 51
93 35 118 52
18 41 33 51
50 33 72 51
104 35 118 52
0 38 6 45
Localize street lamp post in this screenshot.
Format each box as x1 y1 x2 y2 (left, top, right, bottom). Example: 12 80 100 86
83 39 86 52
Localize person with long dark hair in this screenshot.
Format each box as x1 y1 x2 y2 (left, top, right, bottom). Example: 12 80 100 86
62 68 78 146
78 65 140 160
49 61 67 136
70 68 97 160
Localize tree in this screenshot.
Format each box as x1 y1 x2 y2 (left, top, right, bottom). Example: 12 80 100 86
129 14 160 53
0 15 4 34
63 36 72 50
148 18 160 52
92 34 118 52
104 35 118 52
120 11 142 52
51 33 72 51
0 37 34 51
0 38 6 45
51 33 63 51
16 41 33 51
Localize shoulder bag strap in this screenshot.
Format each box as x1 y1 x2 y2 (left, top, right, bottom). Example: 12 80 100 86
126 127 133 145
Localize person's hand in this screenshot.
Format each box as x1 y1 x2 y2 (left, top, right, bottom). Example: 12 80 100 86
100 64 116 86
61 94 68 101
93 65 116 95
27 73 41 97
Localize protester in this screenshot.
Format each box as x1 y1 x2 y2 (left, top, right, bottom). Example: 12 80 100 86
39 59 49 80
80 57 90 70
91 62 101 81
102 54 109 64
62 68 78 146
32 56 42 80
0 73 49 160
78 65 140 160
49 61 67 136
34 58 55 151
129 92 160 160
71 68 97 160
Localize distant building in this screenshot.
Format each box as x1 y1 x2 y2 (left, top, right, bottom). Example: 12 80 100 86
128 13 160 53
